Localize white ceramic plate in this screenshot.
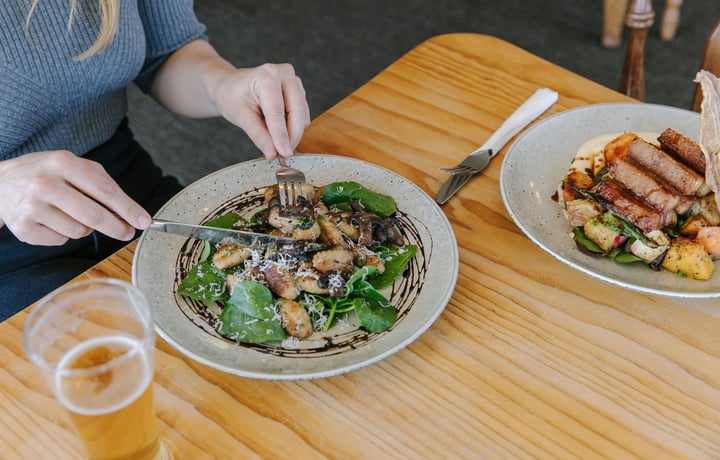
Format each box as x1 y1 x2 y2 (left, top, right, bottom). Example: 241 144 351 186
500 102 720 298
132 155 458 380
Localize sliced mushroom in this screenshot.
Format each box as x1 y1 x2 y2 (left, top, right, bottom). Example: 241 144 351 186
353 212 404 247
319 271 346 298
355 212 382 247
385 217 405 246
352 245 385 274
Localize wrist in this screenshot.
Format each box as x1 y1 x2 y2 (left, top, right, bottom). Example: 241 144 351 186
203 58 236 111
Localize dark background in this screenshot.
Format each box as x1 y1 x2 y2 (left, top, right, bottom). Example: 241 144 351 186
128 0 719 186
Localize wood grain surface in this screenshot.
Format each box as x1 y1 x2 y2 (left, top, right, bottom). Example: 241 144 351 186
3 34 719 459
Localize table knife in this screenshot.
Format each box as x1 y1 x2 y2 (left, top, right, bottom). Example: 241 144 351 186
148 218 296 246
436 88 558 204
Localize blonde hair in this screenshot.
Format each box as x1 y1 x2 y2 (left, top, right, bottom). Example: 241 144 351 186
26 0 120 60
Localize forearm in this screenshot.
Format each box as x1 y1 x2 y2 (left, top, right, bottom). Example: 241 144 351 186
149 39 310 160
150 40 235 118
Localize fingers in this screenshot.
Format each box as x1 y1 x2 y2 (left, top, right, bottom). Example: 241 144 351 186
0 151 150 246
30 202 93 243
283 75 311 152
11 205 92 246
253 66 295 158
54 156 151 239
217 63 310 161
237 107 283 161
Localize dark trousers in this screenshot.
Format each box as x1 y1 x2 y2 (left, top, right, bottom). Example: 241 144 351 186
0 119 183 318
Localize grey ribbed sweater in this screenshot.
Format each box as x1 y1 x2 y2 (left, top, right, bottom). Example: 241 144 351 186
0 0 207 160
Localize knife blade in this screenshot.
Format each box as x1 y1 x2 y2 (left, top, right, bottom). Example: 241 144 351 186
148 218 296 247
436 88 559 204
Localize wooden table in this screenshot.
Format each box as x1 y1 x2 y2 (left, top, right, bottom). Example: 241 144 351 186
3 34 719 459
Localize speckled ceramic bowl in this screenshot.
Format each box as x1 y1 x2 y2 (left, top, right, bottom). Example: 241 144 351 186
500 102 720 297
132 154 458 379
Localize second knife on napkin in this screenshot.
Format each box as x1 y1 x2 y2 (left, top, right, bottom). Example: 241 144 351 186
436 88 558 204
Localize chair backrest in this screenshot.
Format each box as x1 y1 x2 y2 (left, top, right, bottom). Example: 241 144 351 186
619 0 720 111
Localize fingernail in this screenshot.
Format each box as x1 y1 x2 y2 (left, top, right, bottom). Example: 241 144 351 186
137 214 151 229
123 228 137 241
280 142 294 157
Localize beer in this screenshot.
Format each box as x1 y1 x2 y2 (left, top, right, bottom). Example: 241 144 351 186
56 335 162 460
25 279 171 459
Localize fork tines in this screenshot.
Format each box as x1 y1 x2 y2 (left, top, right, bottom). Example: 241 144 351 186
275 157 307 207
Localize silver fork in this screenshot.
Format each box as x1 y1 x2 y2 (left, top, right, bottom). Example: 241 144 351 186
275 156 307 206
436 88 558 205
440 149 492 175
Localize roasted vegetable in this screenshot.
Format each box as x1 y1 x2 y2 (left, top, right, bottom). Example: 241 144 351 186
661 238 715 280
628 230 670 263
582 217 625 253
678 215 709 236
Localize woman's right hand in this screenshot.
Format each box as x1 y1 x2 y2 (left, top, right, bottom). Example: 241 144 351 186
0 150 151 246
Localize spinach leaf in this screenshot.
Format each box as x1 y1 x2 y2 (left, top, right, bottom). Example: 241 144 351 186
370 245 418 289
609 249 643 264
350 276 396 333
199 240 212 262
572 227 604 254
355 297 397 333
177 261 228 303
346 265 380 291
316 267 379 331
318 297 362 332
216 280 286 344
314 266 396 333
321 181 397 217
204 212 243 229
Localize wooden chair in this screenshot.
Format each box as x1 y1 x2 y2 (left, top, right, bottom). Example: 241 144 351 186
618 0 720 111
603 0 683 48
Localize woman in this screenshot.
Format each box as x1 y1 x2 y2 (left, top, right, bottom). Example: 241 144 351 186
0 0 311 314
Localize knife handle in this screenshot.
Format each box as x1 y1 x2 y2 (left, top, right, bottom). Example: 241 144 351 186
474 88 558 158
